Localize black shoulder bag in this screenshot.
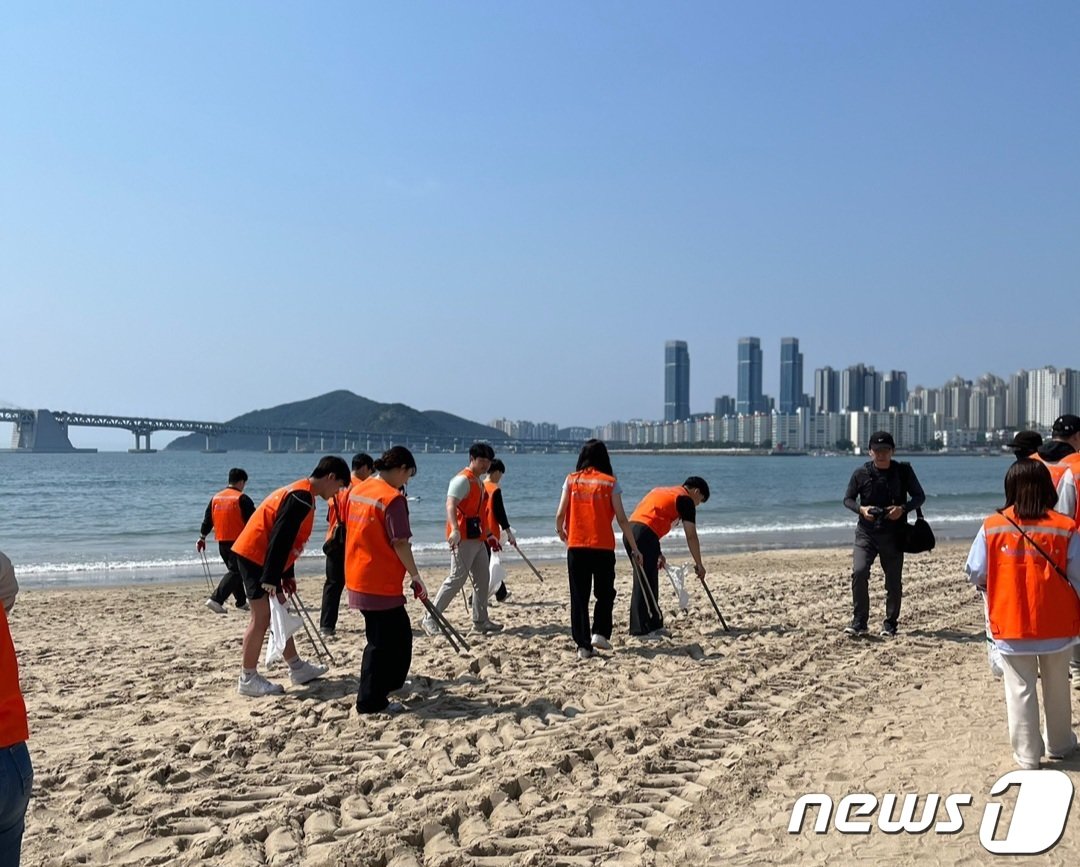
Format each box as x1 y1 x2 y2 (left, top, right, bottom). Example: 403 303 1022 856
898 463 935 554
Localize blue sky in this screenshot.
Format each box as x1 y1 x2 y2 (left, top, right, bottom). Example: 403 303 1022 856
2 2 1078 449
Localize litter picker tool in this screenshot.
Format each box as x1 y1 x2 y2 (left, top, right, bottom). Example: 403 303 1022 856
510 541 546 584
421 597 471 653
289 589 335 663
696 573 729 632
197 550 214 593
630 556 662 621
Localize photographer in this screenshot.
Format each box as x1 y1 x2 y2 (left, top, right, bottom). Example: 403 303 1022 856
842 431 925 638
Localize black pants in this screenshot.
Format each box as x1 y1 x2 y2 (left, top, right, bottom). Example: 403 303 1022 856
625 523 663 635
210 542 247 607
321 547 345 632
357 606 413 714
567 548 617 649
851 525 904 630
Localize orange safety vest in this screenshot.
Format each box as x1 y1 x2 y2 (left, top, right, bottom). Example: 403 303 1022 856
0 606 29 749
231 478 316 569
325 485 351 542
210 487 247 543
630 486 687 540
483 481 502 541
344 477 408 596
446 468 487 540
983 508 1080 641
1060 453 1080 524
565 469 617 550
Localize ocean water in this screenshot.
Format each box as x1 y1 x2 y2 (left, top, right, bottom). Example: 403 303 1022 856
0 450 1009 588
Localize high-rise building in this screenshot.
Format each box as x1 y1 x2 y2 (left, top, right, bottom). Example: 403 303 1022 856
779 337 804 413
664 340 690 422
737 337 765 414
714 395 735 417
1006 370 1027 428
880 370 908 411
814 366 840 413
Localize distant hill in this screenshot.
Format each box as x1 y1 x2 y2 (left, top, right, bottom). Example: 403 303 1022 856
166 390 507 451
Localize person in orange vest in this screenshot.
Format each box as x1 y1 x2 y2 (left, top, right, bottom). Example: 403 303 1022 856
483 459 517 603
1031 414 1080 522
231 456 351 697
422 443 503 636
555 440 643 659
0 551 31 866
344 446 430 715
198 468 256 614
965 459 1080 769
625 477 710 637
320 453 374 638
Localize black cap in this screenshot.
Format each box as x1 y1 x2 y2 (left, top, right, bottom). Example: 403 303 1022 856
1007 430 1043 453
868 431 895 450
1052 415 1080 436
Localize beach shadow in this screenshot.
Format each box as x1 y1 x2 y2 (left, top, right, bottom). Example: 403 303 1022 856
904 628 983 644
499 623 573 639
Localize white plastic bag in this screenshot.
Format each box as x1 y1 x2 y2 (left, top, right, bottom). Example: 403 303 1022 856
488 550 506 599
667 564 691 612
265 594 305 666
983 594 1003 679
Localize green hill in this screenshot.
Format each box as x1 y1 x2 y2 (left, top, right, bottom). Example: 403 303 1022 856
166 390 507 451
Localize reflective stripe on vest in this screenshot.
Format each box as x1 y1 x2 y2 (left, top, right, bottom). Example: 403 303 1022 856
0 606 29 749
483 481 501 541
231 478 315 569
566 470 617 550
630 486 686 539
210 487 247 543
345 477 407 596
984 508 1080 641
446 468 487 540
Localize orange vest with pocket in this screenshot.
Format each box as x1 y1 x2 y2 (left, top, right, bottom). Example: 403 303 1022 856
231 478 315 569
210 487 247 543
345 477 407 596
447 468 487 540
565 469 618 550
630 486 687 539
984 508 1080 641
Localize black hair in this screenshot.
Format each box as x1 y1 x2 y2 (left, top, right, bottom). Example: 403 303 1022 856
469 442 495 460
228 467 248 485
352 452 374 472
312 455 351 483
489 458 505 474
373 445 417 474
1003 459 1058 520
576 439 614 475
683 476 710 502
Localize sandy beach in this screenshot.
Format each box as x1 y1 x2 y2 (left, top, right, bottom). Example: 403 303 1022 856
13 541 1080 865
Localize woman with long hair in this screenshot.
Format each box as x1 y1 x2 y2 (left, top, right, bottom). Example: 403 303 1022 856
965 458 1080 769
555 439 642 660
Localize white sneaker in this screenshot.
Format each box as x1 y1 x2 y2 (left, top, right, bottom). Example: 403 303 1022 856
577 647 594 660
237 673 284 697
421 616 439 636
205 599 226 614
289 660 328 685
591 634 612 651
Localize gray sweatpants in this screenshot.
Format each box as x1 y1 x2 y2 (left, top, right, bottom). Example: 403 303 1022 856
430 539 490 625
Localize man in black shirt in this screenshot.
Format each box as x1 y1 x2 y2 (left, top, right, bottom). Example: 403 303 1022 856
842 431 925 638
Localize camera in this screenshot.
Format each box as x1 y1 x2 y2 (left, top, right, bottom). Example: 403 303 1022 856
867 507 886 518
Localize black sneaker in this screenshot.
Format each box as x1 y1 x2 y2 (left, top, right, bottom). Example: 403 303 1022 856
844 625 870 637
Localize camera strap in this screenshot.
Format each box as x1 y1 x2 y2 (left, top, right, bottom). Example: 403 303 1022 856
996 509 1071 584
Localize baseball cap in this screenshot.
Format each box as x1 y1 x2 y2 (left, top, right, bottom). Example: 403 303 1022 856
868 431 895 450
1052 415 1080 436
1006 430 1042 453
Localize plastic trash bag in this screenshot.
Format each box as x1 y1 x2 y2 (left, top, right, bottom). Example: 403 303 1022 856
983 594 1003 679
488 550 506 599
667 564 691 611
266 593 305 666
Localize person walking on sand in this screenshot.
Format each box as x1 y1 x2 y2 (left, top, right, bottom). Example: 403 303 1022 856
423 443 503 636
0 551 32 867
842 431 925 638
230 456 351 697
344 446 430 715
320 453 374 638
625 477 710 638
965 459 1080 770
198 468 255 614
483 458 517 603
555 439 643 660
